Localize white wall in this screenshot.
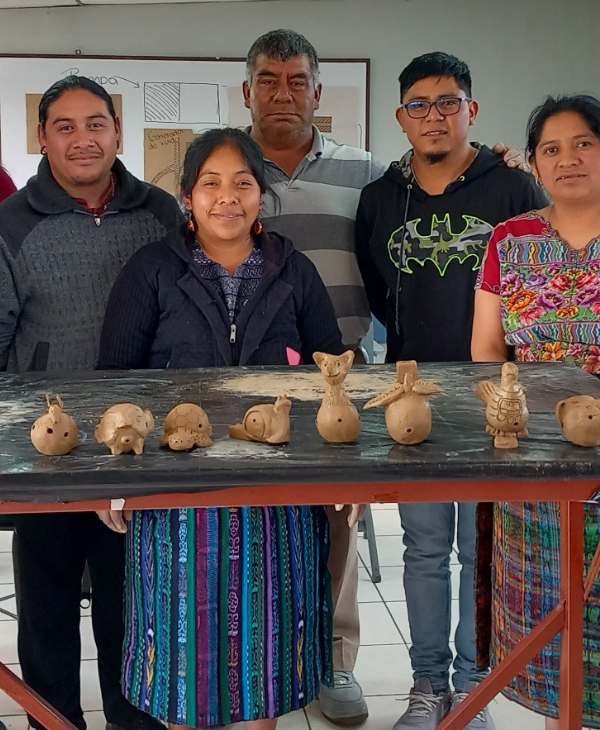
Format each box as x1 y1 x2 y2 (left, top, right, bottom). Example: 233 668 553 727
0 0 598 165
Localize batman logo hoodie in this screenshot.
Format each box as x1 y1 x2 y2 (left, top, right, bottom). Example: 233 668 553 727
355 144 547 362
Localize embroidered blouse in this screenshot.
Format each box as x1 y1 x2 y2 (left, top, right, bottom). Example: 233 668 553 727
191 244 264 323
476 211 600 374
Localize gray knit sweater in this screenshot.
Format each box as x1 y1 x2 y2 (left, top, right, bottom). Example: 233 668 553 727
0 157 182 372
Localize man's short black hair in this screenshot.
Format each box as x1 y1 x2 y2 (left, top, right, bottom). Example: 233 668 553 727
39 76 117 129
399 52 472 101
246 29 320 83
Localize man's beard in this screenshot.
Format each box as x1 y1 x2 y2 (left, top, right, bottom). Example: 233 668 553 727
424 152 449 165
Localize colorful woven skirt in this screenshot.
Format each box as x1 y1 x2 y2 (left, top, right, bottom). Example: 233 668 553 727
122 506 333 727
491 501 600 725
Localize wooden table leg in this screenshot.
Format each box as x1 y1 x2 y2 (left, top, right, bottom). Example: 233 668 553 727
0 662 79 730
559 500 585 730
437 605 565 730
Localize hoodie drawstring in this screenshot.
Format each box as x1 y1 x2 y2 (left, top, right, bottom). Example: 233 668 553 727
395 181 413 337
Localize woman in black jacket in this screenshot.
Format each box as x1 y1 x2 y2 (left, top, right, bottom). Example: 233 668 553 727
96 128 347 730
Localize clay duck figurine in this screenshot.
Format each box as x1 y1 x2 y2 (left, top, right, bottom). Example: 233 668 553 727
556 395 600 447
160 403 213 450
229 395 291 445
364 361 442 445
30 394 79 456
95 403 155 455
313 350 361 443
476 362 529 449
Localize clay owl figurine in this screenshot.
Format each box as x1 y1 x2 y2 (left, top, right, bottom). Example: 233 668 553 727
30 394 79 456
160 403 213 450
476 362 529 449
364 361 443 445
229 395 291 445
314 350 361 443
95 403 155 455
555 395 600 447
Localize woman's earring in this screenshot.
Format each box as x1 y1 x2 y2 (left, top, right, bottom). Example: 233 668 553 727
187 219 195 232
253 219 264 235
40 146 47 155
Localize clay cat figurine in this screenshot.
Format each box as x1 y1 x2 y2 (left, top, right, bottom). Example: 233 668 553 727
476 362 529 449
313 350 361 443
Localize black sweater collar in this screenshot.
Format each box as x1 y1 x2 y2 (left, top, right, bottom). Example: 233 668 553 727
25 156 150 215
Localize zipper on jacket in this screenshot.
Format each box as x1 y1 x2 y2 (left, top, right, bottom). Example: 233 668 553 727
229 324 237 344
94 216 101 226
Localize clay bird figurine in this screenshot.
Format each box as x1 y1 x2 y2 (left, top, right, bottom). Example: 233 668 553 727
555 395 600 447
229 394 292 445
160 403 213 450
476 362 529 449
364 361 443 445
95 403 155 455
314 350 361 443
30 394 79 456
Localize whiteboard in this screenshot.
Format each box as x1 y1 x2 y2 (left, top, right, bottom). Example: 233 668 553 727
0 55 369 189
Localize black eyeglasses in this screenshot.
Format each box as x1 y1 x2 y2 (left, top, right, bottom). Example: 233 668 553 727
402 97 472 119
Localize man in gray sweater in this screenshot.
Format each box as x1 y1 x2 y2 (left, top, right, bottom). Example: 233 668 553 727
0 76 181 730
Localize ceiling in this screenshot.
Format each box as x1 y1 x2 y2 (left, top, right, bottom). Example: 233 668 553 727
0 0 293 8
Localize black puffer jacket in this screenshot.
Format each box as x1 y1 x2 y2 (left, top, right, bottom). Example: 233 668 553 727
98 229 344 369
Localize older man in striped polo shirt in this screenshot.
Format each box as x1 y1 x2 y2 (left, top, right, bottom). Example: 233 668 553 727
243 28 385 727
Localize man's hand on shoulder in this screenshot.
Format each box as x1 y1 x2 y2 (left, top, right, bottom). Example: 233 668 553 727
492 142 531 173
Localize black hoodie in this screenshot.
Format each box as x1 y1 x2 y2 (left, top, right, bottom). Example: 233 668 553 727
356 144 546 362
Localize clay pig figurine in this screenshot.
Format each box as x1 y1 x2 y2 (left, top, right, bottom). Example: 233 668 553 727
95 403 155 455
556 395 600 447
30 394 79 456
314 350 361 443
160 403 213 450
229 395 291 445
476 362 529 449
364 361 442 445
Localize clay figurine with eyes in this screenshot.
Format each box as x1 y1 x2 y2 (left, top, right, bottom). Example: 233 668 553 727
556 395 600 447
313 350 361 443
476 362 529 449
30 394 79 456
95 403 154 455
229 395 291 445
161 403 213 450
364 361 442 445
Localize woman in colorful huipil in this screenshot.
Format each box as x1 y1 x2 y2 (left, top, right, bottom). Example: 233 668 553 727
96 128 362 730
471 94 600 728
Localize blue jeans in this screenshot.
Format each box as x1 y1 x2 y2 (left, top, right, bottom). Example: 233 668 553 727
398 502 488 693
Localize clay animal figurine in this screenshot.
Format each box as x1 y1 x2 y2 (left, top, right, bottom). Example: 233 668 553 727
160 403 213 450
364 361 443 445
229 395 292 445
30 394 79 456
313 350 361 443
95 403 155 456
555 395 600 447
476 362 529 449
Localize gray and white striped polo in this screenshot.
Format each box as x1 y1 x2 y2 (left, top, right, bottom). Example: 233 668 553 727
260 127 386 349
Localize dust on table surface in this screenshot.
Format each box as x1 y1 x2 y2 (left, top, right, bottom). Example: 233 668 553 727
212 371 397 401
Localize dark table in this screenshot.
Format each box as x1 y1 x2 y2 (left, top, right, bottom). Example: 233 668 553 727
0 362 598 730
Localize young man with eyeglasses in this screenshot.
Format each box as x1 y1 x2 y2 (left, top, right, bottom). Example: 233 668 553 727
355 53 545 730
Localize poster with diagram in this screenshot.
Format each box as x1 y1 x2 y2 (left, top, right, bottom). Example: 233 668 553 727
0 56 369 189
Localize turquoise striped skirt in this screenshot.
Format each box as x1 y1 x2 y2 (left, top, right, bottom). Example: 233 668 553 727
122 507 333 727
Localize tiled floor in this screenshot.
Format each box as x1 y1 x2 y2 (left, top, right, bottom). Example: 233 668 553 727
0 507 545 730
